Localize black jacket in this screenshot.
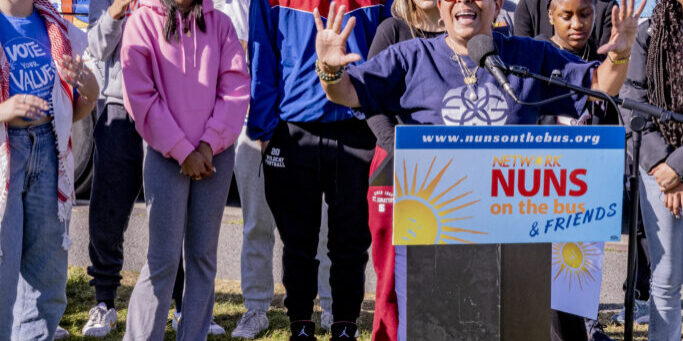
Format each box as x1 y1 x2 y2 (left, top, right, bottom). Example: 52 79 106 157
620 20 683 176
514 0 618 47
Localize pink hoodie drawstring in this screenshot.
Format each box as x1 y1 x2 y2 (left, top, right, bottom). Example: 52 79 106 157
193 17 197 69
178 11 186 74
177 11 198 73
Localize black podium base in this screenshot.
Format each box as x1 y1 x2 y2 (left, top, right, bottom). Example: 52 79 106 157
406 244 551 340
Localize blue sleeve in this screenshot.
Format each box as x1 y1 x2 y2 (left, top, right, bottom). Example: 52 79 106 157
538 42 599 117
383 0 394 19
347 45 407 116
246 0 279 141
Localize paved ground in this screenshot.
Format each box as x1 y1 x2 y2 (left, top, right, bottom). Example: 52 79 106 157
67 201 635 310
67 201 378 292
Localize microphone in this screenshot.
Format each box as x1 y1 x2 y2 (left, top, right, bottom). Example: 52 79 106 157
467 35 520 103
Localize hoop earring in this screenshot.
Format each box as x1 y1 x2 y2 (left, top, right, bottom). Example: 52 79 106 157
438 18 444 26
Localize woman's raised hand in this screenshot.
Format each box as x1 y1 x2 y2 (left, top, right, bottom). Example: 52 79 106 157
314 2 361 73
597 0 648 56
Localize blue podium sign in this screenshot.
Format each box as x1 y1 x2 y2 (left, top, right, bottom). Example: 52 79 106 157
393 125 625 245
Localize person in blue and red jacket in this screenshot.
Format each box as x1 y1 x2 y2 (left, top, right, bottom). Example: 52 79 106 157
247 0 392 340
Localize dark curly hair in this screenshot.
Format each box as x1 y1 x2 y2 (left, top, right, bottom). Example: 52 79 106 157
648 0 683 147
161 0 207 42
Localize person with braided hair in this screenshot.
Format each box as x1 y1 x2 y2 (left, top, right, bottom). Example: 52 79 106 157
620 0 683 338
120 0 250 339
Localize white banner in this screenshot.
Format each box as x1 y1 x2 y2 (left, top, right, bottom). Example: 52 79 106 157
550 242 605 319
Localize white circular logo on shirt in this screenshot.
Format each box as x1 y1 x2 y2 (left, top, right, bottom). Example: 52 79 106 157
441 83 509 126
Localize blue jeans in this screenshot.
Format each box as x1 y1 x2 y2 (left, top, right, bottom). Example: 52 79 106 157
0 123 68 341
639 170 683 341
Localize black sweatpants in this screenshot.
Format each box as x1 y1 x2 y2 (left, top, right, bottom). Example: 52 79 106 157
263 119 375 322
87 103 144 302
87 103 184 305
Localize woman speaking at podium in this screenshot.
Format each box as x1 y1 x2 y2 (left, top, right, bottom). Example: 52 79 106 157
313 0 644 338
313 0 643 125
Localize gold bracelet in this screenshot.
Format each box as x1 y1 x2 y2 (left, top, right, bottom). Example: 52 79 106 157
608 54 630 65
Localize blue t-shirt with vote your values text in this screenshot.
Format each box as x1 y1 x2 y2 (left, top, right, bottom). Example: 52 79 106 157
0 9 55 117
347 33 599 126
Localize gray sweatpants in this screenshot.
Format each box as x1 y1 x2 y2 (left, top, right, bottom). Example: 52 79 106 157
123 146 235 341
234 128 332 312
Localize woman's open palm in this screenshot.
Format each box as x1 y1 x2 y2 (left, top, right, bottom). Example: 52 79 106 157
314 2 361 71
598 0 648 55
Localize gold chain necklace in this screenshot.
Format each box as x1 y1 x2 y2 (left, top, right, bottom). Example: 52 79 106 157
551 36 590 61
455 55 480 85
581 44 590 61
448 36 480 101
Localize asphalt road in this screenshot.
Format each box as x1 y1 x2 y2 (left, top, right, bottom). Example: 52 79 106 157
67 201 639 312
67 202 378 293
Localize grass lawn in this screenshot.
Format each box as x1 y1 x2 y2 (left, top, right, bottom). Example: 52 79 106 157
600 312 649 341
61 266 651 340
60 267 375 340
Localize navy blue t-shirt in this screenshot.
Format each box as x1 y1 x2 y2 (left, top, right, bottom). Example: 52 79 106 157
347 33 598 126
0 9 55 117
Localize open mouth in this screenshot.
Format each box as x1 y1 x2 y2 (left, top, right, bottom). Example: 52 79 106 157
455 10 478 24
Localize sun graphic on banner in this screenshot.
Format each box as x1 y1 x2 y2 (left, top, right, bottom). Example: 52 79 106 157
552 242 601 290
393 157 485 245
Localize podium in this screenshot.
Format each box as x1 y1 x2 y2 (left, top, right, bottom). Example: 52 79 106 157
393 125 625 340
406 244 551 340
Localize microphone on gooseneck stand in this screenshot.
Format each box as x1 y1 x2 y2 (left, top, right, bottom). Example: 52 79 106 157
467 35 520 103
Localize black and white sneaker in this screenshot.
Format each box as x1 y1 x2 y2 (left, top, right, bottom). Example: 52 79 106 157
330 322 358 341
289 320 316 341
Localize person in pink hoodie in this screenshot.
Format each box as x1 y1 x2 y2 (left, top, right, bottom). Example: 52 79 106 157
120 0 249 339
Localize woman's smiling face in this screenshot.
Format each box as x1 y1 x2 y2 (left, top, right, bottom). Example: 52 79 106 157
438 0 503 45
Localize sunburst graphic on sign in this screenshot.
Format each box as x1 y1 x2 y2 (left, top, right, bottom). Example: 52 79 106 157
552 242 601 290
394 157 485 245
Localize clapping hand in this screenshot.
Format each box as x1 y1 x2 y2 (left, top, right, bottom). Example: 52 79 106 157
58 55 99 103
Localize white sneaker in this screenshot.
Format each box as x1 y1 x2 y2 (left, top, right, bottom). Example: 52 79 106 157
54 326 69 339
171 312 226 335
611 299 650 325
82 303 117 337
208 318 226 335
231 310 269 339
171 312 181 331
